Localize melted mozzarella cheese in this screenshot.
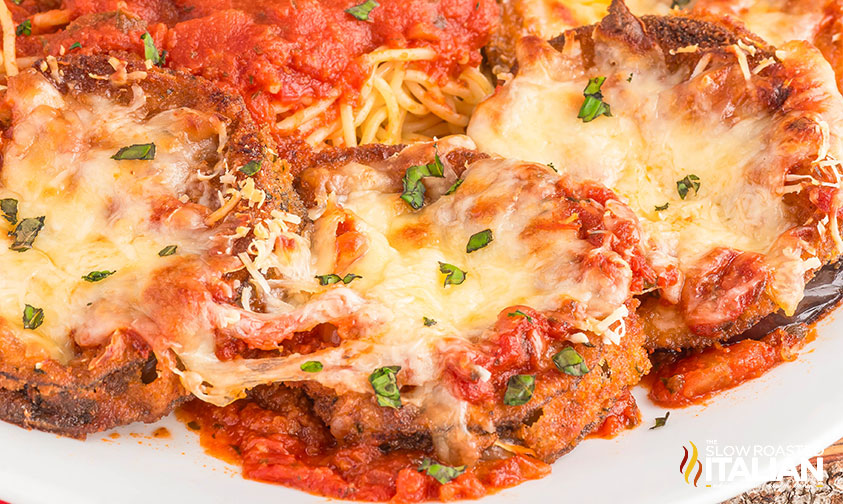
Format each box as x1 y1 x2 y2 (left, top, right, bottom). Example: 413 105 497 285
179 142 639 407
692 0 823 48
468 36 812 310
316 158 630 347
0 71 221 361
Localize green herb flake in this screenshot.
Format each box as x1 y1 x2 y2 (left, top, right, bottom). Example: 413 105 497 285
316 274 341 285
503 374 535 406
239 160 262 177
671 0 691 8
300 361 323 373
187 421 201 431
650 411 670 430
577 76 612 123
507 309 533 323
676 174 701 200
423 317 437 327
141 32 164 66
342 273 362 284
345 0 379 21
22 304 44 330
547 162 558 173
369 365 402 409
8 216 45 252
419 458 466 484
82 270 116 283
1 198 18 225
11 0 22 5
552 347 590 377
112 143 156 161
68 42 82 51
158 245 178 257
466 229 493 253
316 273 361 286
438 262 466 287
400 149 445 210
444 178 463 195
655 202 670 211
15 19 31 36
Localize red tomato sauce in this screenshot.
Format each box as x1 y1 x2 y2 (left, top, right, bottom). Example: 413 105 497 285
179 398 550 502
648 328 810 407
11 0 498 128
588 389 641 439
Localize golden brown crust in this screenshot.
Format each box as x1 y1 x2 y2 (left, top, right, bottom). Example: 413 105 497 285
273 304 650 464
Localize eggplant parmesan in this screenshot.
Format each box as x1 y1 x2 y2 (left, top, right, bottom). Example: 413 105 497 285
2 0 843 501
469 1 843 350
0 54 303 435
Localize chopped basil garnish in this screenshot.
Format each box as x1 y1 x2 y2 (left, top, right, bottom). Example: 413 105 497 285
316 273 361 286
438 262 466 287
158 245 178 257
400 150 445 210
369 365 401 409
507 309 532 323
676 174 701 199
68 42 82 51
547 162 557 173
345 0 379 21
423 317 437 327
444 178 463 195
8 216 44 252
627 73 633 82
419 458 466 484
650 411 670 430
504 374 535 406
578 76 612 123
466 229 493 253
11 0 22 5
300 361 323 373
112 143 156 161
655 202 670 211
82 270 116 283
22 304 44 330
141 32 164 66
239 160 261 177
671 0 691 8
552 347 589 376
1 198 18 225
15 20 31 36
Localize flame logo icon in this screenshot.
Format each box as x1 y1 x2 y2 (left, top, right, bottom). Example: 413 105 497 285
679 441 703 487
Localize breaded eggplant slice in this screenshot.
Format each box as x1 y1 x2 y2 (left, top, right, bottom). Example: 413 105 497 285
468 0 843 350
228 136 654 467
0 54 302 437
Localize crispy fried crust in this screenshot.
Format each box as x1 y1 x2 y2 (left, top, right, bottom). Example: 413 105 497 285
0 56 302 437
253 302 650 464
0 328 184 438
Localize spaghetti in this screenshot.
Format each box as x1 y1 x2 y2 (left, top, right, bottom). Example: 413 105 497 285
276 47 494 148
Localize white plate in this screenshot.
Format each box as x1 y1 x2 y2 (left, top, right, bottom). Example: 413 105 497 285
1 312 841 504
